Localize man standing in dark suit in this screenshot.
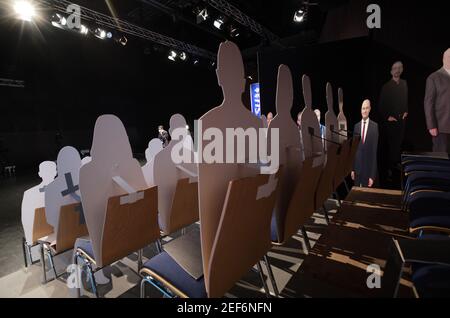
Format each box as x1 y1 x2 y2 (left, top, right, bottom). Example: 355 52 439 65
424 49 450 153
379 61 408 175
352 100 379 188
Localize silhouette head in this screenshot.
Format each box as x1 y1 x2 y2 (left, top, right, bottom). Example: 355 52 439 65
314 109 321 123
276 65 293 117
38 161 57 184
91 115 133 164
145 139 163 162
391 61 404 79
169 114 187 137
56 146 81 175
216 41 246 100
361 100 371 120
444 49 450 70
326 82 333 111
302 75 312 109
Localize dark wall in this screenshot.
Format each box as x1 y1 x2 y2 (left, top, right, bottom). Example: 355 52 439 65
0 20 222 168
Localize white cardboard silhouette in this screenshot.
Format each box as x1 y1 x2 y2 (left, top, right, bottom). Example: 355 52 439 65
142 139 163 186
79 115 147 267
325 82 339 144
337 87 348 143
198 41 263 294
21 161 57 245
268 64 303 237
153 113 197 234
300 75 325 161
45 147 82 234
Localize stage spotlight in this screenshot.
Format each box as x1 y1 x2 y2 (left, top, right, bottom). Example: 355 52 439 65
179 52 187 61
196 8 209 24
168 50 177 61
293 8 306 23
80 24 89 35
193 59 199 65
213 16 225 30
94 28 107 39
51 13 67 28
230 25 240 37
13 1 36 22
106 32 113 39
118 36 128 46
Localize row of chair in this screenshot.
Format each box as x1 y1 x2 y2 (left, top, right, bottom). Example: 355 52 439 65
139 136 361 298
387 153 450 297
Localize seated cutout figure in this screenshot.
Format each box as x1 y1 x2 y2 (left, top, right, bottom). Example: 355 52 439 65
21 161 57 246
78 115 148 268
268 64 303 242
337 87 348 143
197 41 264 295
142 139 163 187
299 75 325 162
325 82 339 144
153 113 198 235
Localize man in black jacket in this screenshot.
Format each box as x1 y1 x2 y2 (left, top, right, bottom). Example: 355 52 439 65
352 100 379 188
158 125 170 148
379 61 408 174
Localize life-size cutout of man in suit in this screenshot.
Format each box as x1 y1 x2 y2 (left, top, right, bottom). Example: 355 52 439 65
424 48 450 153
352 100 379 188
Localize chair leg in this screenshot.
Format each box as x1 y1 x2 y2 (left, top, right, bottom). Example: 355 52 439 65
181 227 187 236
323 204 330 225
138 249 143 272
40 244 47 284
140 278 148 298
46 247 58 280
86 262 99 298
22 238 28 268
301 226 311 252
263 255 279 297
256 261 270 298
73 252 81 298
156 239 163 254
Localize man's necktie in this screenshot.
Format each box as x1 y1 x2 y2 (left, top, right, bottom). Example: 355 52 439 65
362 121 366 144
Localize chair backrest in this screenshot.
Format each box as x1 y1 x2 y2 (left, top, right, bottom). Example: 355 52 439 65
32 208 54 245
315 143 340 210
100 186 159 267
166 178 199 236
283 157 323 242
56 203 89 253
333 139 352 190
207 170 281 298
346 136 361 176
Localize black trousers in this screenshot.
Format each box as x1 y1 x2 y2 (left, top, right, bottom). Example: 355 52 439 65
432 133 450 153
385 120 405 166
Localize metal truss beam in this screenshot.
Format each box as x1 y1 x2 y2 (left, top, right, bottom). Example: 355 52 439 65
0 78 25 88
36 0 217 60
205 0 280 44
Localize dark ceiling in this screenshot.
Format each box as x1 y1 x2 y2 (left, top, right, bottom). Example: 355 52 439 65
41 0 349 58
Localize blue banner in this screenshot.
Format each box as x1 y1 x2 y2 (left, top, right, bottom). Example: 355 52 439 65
250 83 261 118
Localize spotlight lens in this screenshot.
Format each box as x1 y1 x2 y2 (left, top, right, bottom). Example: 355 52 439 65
14 1 35 21
294 9 306 23
106 32 113 39
80 25 88 34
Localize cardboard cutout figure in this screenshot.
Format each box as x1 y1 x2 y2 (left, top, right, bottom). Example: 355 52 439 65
198 41 263 294
267 65 303 241
337 88 348 143
325 82 339 144
21 161 57 245
142 139 163 186
79 115 147 267
45 147 82 233
300 75 325 161
153 113 197 234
